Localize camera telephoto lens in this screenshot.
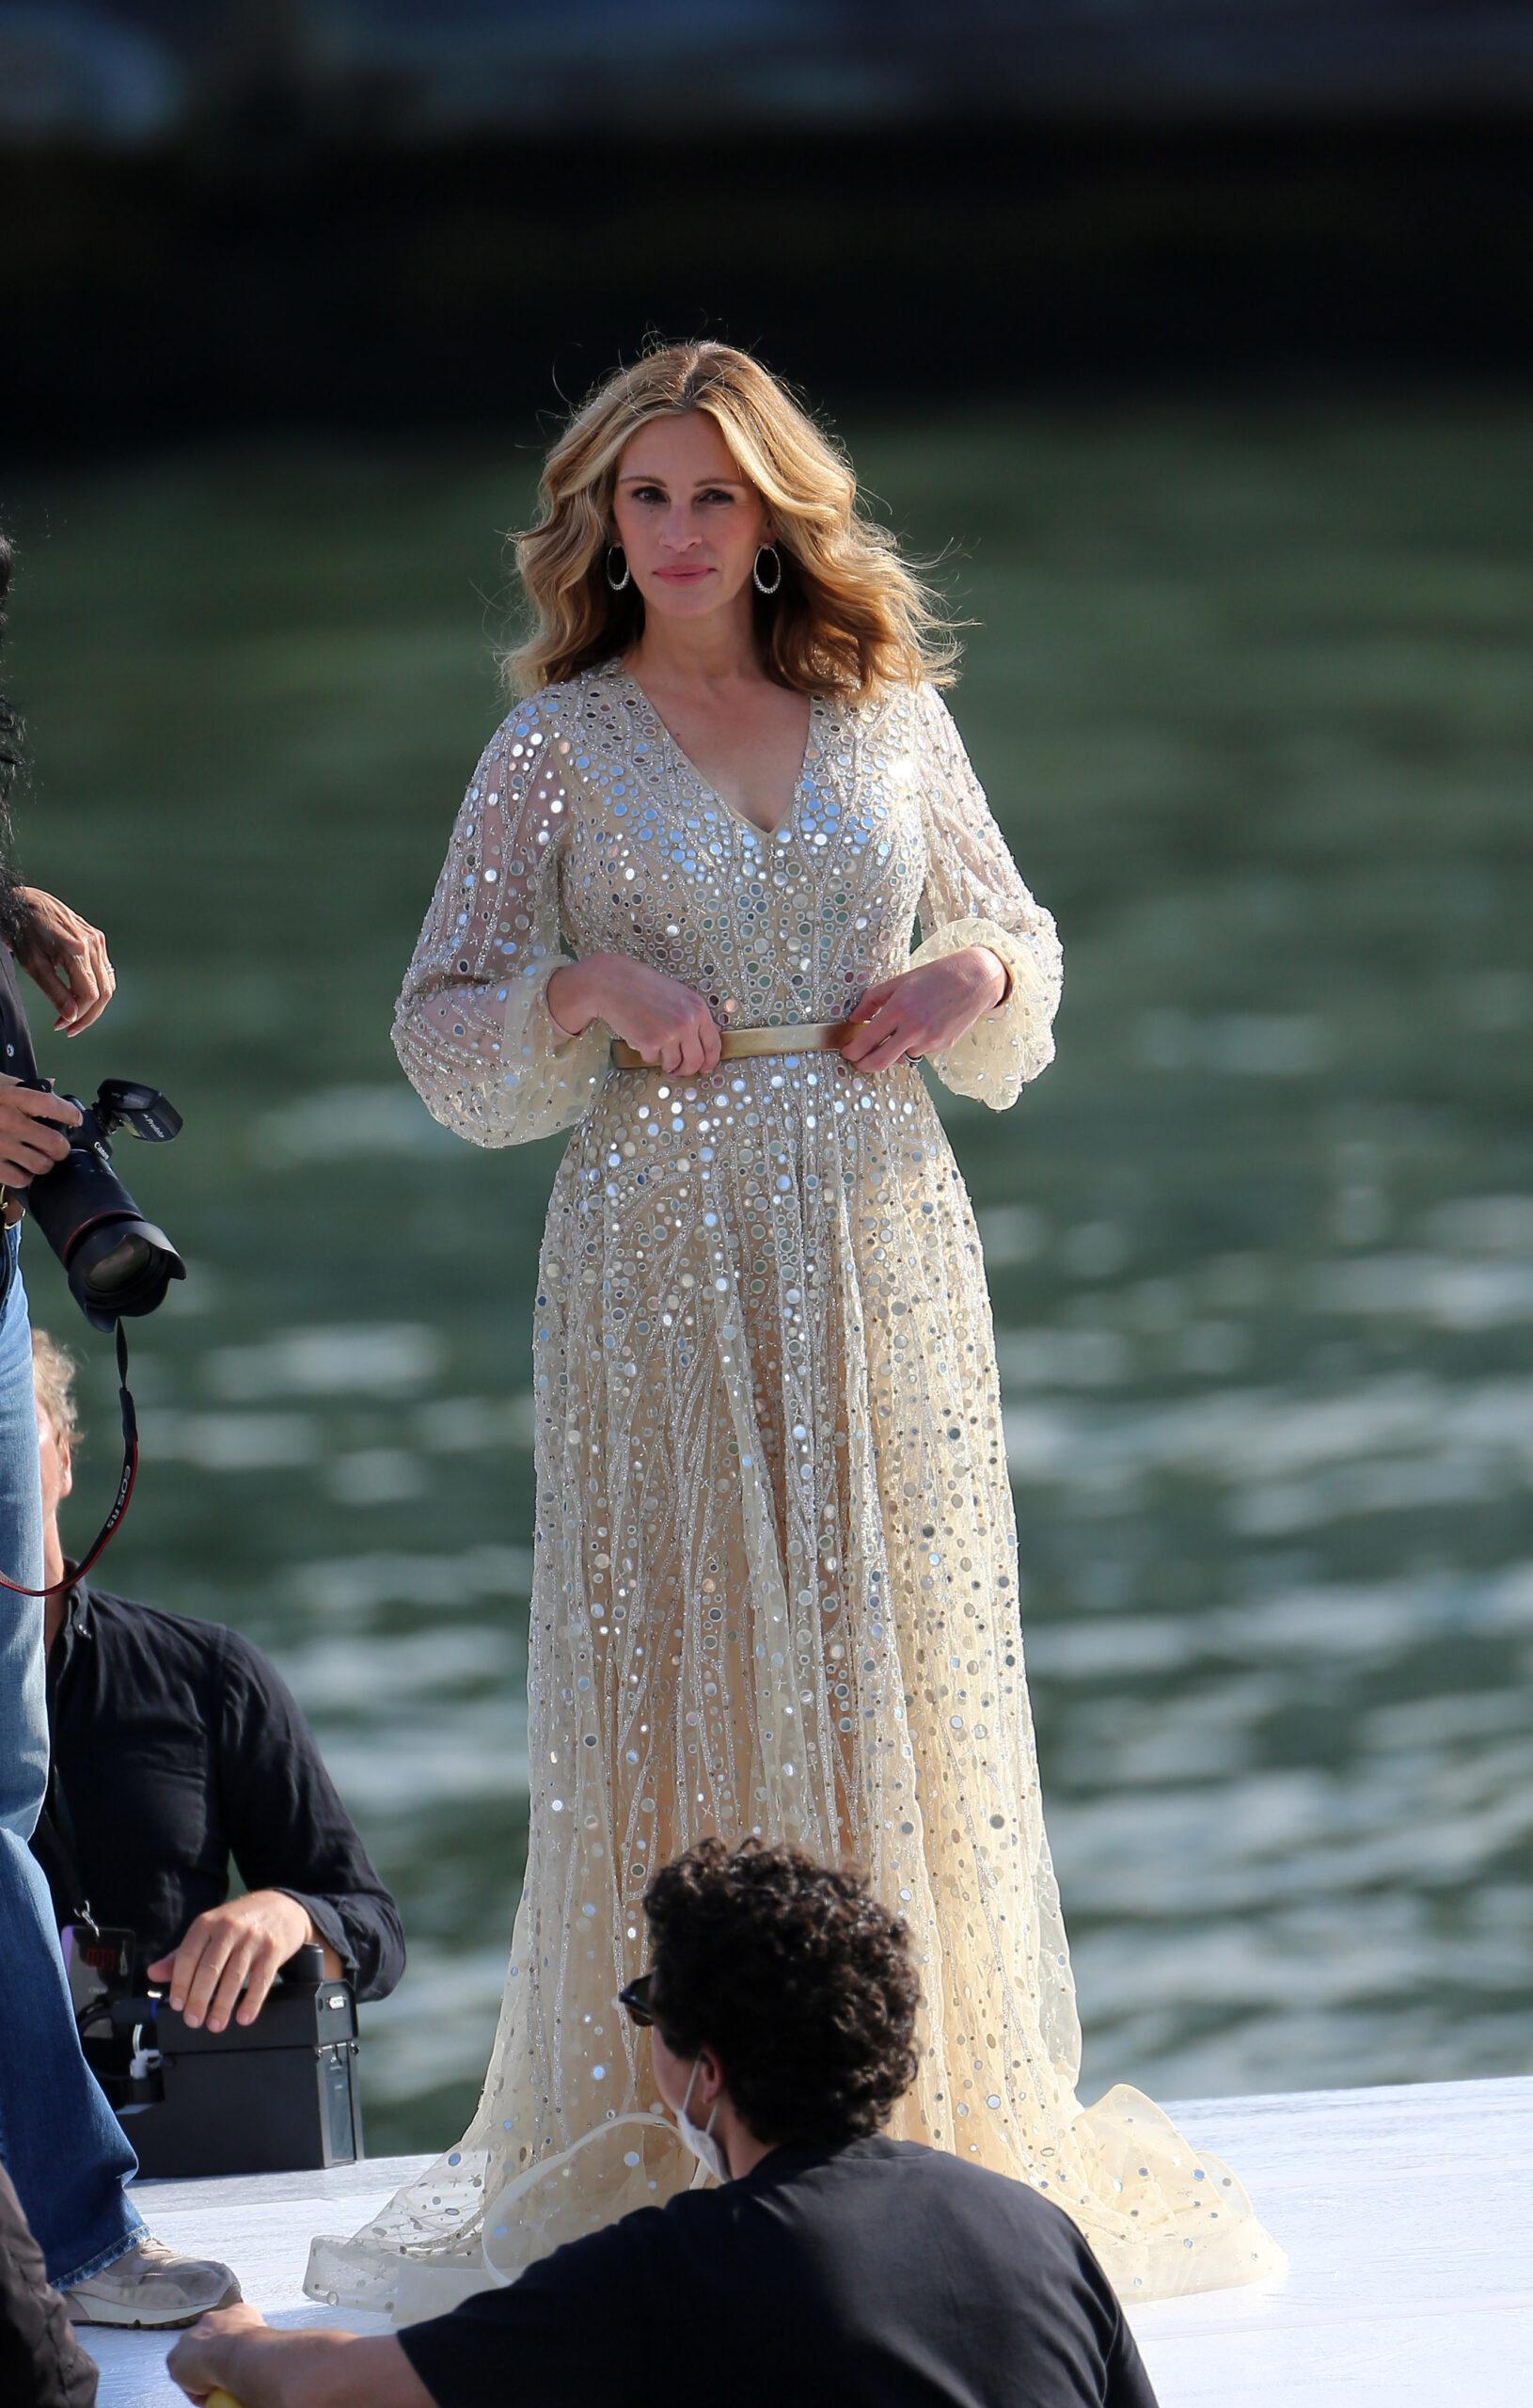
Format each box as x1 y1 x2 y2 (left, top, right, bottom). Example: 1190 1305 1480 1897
80 1230 155 1294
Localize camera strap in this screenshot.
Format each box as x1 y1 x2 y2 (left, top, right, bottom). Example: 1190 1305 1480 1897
0 1319 138 1596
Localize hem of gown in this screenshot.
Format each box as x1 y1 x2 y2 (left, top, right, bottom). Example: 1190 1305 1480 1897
303 2080 1286 2321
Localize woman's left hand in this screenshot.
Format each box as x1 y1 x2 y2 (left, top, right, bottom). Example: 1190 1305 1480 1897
841 946 1009 1074
11 888 117 1033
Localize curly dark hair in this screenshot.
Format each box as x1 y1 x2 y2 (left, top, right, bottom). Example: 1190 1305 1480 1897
641 1836 922 2148
0 531 38 952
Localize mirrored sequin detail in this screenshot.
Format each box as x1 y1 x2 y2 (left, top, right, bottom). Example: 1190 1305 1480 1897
308 661 1282 2319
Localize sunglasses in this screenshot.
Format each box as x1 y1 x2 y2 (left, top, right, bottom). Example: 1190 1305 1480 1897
618 1971 662 2030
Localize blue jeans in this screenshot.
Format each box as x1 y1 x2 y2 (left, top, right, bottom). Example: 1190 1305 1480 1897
0 1223 143 2287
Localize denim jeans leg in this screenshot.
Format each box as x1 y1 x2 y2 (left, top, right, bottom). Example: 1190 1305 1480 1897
0 1225 143 2287
0 1225 46 1842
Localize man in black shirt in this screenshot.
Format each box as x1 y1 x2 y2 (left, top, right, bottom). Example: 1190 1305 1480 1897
29 1330 403 2028
167 1838 1158 2408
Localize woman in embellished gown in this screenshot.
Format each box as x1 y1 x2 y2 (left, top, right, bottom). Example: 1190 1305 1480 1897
308 343 1282 2318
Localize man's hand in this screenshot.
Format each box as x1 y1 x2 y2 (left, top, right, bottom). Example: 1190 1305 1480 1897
168 2308 432 2408
11 887 116 1033
147 1892 340 2033
167 2302 268 2402
0 1077 82 1186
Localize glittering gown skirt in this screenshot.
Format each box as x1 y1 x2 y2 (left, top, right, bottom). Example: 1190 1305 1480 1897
306 661 1283 2316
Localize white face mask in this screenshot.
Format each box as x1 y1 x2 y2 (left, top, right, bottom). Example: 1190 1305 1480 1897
676 2055 730 2184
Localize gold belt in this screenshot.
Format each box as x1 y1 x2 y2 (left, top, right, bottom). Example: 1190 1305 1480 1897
610 1017 864 1071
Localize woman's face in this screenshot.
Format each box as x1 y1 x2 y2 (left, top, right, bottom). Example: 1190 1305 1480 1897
609 410 772 623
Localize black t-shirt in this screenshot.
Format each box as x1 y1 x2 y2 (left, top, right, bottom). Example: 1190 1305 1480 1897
398 2134 1159 2408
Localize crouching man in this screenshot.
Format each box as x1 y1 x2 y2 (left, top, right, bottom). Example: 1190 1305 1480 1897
167 1835 1158 2408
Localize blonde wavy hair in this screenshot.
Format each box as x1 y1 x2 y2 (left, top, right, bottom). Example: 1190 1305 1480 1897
32 1327 80 1450
505 341 959 702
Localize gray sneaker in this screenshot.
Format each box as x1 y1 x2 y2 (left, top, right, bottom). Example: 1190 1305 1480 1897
63 2233 242 2328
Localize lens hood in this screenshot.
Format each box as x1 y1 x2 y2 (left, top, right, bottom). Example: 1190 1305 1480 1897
63 1212 186 1331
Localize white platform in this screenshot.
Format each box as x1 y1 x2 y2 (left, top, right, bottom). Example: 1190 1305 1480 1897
88 2075 1533 2406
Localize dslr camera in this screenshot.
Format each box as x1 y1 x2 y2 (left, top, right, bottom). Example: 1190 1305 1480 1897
19 1077 184 1327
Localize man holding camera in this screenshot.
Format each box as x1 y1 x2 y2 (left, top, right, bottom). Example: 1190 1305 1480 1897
168 1838 1159 2408
29 1327 404 2031
0 527 239 2341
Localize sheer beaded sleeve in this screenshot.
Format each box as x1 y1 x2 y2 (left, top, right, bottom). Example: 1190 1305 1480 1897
393 705 609 1147
909 681 1063 1110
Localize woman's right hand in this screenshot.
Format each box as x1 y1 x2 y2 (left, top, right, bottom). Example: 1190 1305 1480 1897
0 1079 83 1187
547 954 722 1077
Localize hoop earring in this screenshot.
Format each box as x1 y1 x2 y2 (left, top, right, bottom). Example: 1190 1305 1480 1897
605 544 631 593
752 544 782 595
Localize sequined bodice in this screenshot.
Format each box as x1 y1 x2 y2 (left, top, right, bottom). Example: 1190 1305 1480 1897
553 668 925 1028
394 659 1062 1146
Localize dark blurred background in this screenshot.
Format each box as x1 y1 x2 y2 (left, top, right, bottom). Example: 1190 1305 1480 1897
3 3 1531 2153
5 1 1533 446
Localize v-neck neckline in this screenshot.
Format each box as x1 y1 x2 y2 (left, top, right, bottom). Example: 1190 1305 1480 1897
615 662 825 842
